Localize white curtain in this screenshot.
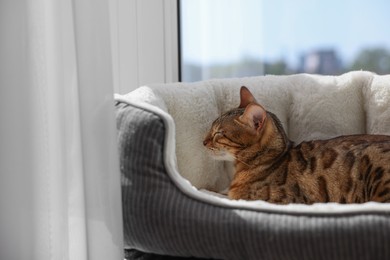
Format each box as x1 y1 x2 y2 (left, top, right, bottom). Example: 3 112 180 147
0 0 123 259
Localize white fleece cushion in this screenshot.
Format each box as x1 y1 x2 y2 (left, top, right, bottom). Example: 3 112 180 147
122 71 383 192
288 71 373 143
364 74 390 135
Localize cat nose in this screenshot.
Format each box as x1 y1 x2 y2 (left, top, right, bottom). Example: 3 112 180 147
203 138 211 146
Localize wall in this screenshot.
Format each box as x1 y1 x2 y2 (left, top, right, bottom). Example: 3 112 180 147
109 0 179 94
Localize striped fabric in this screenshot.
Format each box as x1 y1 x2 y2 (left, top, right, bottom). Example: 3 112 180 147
116 102 390 260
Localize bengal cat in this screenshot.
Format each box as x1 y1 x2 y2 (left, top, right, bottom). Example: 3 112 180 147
203 86 390 204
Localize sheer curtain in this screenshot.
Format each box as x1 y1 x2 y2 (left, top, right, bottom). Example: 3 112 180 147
0 0 123 259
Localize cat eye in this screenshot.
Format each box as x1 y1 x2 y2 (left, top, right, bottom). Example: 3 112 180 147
213 131 224 142
215 131 225 137
214 131 241 147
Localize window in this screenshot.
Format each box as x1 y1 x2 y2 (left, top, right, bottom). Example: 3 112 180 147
179 0 390 82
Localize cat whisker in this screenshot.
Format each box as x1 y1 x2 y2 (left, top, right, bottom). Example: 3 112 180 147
231 155 251 167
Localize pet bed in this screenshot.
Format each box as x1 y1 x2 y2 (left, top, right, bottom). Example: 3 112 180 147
115 71 390 260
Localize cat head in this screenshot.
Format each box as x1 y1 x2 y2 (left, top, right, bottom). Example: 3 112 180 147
203 86 269 161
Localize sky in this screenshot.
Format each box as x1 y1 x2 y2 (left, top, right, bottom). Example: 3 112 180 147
181 0 390 69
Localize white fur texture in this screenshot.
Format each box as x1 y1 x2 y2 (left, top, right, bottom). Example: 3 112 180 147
119 71 390 192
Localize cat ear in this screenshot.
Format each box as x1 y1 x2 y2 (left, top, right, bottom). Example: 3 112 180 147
240 103 267 131
239 86 258 108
